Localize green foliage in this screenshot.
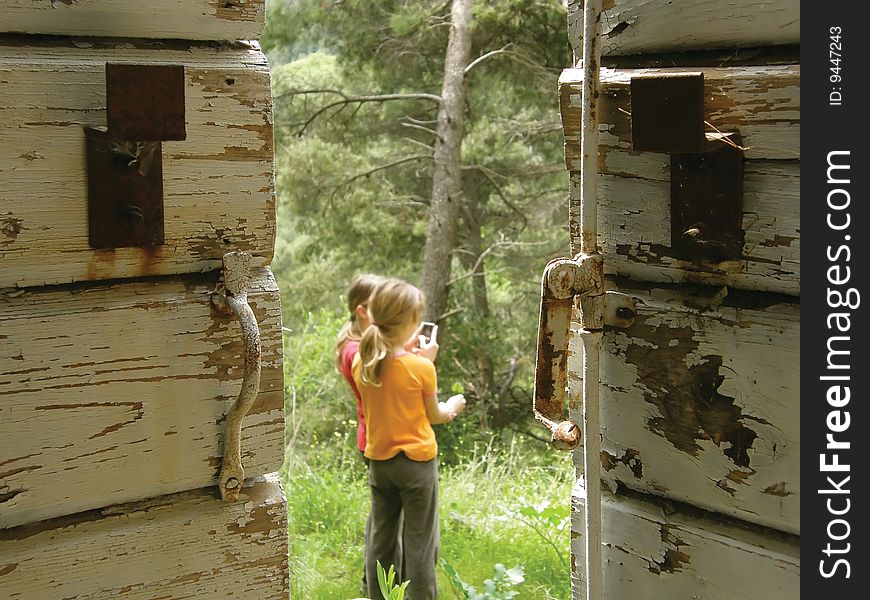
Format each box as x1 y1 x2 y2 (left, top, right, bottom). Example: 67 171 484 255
442 560 525 600
265 0 571 430
283 437 572 599
267 2 576 594
377 561 411 600
505 498 571 571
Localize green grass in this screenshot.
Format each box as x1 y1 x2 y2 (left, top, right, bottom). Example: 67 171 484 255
282 434 573 599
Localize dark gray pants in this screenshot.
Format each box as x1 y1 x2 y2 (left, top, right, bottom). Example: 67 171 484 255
366 452 439 600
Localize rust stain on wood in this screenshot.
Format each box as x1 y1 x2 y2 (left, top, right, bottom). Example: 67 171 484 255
725 468 756 485
622 318 760 469
763 482 793 497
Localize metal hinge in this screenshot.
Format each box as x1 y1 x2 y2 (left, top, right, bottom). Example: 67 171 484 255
630 72 744 262
532 255 636 451
85 64 186 249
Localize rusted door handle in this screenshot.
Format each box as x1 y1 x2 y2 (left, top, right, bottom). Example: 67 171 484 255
212 251 261 501
533 256 635 451
533 256 597 450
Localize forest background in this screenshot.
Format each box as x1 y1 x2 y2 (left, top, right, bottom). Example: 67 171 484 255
263 1 577 597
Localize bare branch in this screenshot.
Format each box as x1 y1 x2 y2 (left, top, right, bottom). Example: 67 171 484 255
402 121 441 140
375 195 430 208
461 163 531 231
293 93 442 136
402 137 436 152
464 44 513 74
404 116 438 125
329 155 433 200
447 238 547 287
273 88 351 101
436 307 465 322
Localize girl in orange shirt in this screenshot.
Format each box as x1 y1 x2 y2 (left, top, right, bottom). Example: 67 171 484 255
353 278 465 600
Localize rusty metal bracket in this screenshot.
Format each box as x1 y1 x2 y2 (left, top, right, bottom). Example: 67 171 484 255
85 64 185 249
533 255 635 451
212 252 262 502
672 135 744 261
629 72 745 262
630 73 705 153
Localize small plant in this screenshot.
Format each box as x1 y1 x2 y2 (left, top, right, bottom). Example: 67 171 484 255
350 561 409 600
503 497 570 571
441 559 524 600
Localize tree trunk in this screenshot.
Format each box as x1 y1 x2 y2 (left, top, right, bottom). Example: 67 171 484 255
460 176 495 430
420 0 473 323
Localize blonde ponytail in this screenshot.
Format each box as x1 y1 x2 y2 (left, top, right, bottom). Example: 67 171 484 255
334 273 384 371
358 278 425 386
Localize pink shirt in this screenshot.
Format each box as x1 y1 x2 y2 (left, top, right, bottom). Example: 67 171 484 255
339 340 367 451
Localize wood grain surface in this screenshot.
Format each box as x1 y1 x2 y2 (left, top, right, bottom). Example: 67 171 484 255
0 474 289 599
0 269 284 529
0 41 275 288
0 0 265 41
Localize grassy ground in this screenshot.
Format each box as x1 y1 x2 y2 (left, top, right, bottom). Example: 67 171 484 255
282 434 574 599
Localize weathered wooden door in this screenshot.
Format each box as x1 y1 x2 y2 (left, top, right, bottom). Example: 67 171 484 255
544 1 801 598
0 2 289 597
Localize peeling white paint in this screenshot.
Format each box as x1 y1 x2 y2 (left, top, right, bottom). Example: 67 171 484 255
0 269 284 529
0 0 265 41
0 43 275 288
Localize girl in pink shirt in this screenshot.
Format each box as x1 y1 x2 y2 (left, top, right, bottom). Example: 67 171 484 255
334 273 384 453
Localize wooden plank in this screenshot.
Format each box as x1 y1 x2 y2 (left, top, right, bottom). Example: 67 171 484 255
0 268 284 529
598 160 800 295
561 65 800 295
0 0 265 41
0 41 275 288
0 474 289 599
570 489 799 600
567 0 799 57
568 282 799 534
561 65 801 161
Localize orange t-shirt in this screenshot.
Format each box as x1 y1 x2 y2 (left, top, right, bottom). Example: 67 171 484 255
352 352 437 462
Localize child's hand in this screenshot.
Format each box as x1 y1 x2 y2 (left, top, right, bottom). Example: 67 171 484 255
408 323 439 362
446 394 466 416
416 337 439 362
404 323 424 352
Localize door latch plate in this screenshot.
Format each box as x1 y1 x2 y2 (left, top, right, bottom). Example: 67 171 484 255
671 135 744 262
85 128 164 249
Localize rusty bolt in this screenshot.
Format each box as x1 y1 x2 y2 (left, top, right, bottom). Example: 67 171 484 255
616 306 635 320
546 259 578 299
552 420 581 451
119 204 144 227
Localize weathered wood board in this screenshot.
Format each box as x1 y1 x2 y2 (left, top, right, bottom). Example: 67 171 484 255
0 0 265 41
570 488 799 600
0 268 284 529
0 474 289 599
595 161 800 296
561 65 801 162
561 65 800 295
0 41 275 288
567 283 799 534
567 0 800 58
